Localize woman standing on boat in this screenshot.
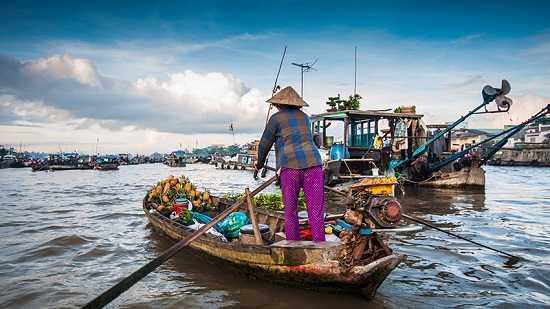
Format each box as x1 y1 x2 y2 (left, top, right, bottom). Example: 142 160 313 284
254 86 325 242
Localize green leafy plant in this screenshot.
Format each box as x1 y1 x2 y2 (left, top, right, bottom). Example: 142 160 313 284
222 191 306 211
326 94 362 110
345 94 362 110
326 96 340 110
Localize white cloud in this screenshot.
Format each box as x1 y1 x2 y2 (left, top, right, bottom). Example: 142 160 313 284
0 96 72 124
0 54 269 154
2 26 550 155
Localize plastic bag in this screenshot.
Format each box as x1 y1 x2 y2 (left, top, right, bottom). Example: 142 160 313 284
187 219 227 242
214 212 250 239
192 212 213 224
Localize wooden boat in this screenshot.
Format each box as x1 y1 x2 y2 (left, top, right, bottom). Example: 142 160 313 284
49 164 80 171
403 158 485 187
47 152 80 171
95 155 119 170
487 143 550 167
0 154 17 169
405 103 550 186
31 163 50 171
214 153 257 170
166 150 187 167
142 177 409 299
213 141 260 171
309 108 424 189
1 154 31 168
77 155 96 170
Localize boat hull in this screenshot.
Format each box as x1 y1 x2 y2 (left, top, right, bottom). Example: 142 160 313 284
166 162 186 167
404 166 485 187
96 164 119 170
31 164 50 171
143 197 405 299
213 157 255 170
49 164 79 171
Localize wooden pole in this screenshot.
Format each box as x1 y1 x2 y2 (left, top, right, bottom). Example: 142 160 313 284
245 188 263 245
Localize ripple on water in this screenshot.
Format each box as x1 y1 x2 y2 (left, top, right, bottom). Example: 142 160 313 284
0 164 548 308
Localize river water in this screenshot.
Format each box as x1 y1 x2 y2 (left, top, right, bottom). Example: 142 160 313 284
0 164 548 308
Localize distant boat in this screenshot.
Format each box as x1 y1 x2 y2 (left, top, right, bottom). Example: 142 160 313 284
77 155 97 170
0 153 33 168
95 155 119 170
0 155 17 169
213 140 263 171
166 150 186 167
488 142 550 167
187 155 211 164
48 152 80 171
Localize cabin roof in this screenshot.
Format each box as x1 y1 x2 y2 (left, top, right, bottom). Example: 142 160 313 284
98 155 118 158
310 109 424 122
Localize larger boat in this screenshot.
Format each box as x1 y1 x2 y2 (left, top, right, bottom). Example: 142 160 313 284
310 79 517 188
48 152 81 171
143 174 415 299
310 108 424 188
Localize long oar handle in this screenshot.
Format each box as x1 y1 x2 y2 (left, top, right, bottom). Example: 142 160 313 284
402 214 520 259
82 174 278 309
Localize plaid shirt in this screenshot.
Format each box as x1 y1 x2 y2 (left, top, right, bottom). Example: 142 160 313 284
256 108 322 170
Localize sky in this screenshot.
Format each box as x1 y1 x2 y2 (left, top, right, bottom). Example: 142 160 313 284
1 0 549 156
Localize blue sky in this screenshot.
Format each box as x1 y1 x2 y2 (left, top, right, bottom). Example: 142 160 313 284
1 1 549 155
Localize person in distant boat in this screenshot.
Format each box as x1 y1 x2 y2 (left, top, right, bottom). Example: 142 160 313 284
254 86 325 242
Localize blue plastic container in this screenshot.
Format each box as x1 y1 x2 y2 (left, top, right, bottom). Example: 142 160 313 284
174 197 191 213
329 144 350 160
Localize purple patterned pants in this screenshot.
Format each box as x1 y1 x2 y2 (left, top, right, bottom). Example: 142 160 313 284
280 166 326 242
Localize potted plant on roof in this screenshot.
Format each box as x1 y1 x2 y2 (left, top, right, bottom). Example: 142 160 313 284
347 93 362 110
342 99 352 110
326 95 339 112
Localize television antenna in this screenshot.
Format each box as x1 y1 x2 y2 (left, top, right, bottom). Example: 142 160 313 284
292 59 317 98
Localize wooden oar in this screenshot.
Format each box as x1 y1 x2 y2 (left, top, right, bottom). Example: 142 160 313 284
402 214 520 259
82 174 278 309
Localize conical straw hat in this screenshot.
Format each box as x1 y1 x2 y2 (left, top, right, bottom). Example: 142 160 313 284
266 86 309 107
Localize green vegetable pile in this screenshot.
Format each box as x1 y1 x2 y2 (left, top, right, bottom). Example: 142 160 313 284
174 208 193 225
222 191 306 211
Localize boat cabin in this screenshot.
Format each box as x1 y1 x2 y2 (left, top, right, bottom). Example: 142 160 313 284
309 108 425 186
